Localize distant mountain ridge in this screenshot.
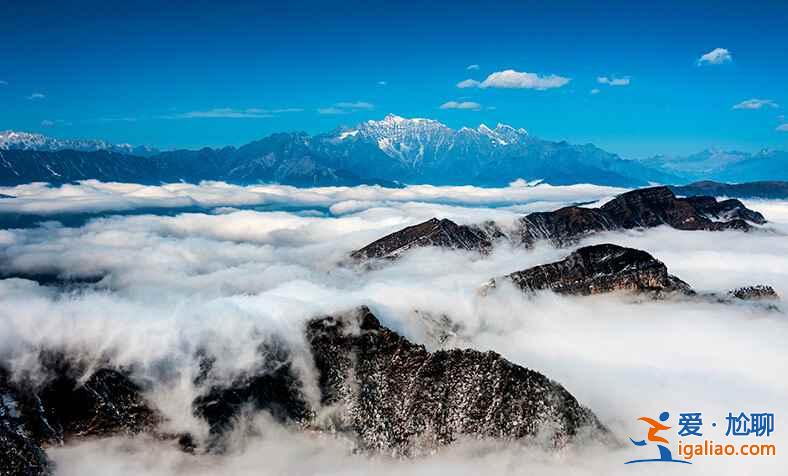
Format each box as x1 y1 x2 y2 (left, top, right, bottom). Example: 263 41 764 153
0 116 785 187
671 180 788 199
637 148 788 183
0 130 159 157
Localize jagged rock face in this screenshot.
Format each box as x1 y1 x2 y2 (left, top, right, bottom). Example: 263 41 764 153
684 196 766 224
0 355 158 475
516 207 614 246
306 307 607 454
489 244 692 296
193 343 311 441
516 186 762 246
352 187 766 258
727 285 779 300
598 187 755 230
1 369 51 476
350 218 504 261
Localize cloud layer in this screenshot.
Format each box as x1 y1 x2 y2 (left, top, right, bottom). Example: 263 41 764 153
1 182 786 475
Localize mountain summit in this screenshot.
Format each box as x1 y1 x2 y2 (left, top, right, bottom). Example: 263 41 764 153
3 116 783 187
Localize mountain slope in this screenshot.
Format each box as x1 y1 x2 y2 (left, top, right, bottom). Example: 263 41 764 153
0 118 711 187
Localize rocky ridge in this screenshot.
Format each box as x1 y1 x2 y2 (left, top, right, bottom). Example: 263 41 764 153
351 186 767 260
1 308 610 473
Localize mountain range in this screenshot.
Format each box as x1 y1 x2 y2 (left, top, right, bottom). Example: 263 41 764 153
1 116 786 187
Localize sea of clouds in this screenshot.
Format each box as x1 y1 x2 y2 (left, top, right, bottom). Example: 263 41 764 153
0 181 786 475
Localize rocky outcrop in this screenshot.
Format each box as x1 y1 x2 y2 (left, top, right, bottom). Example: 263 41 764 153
188 307 608 455
1 368 51 476
516 186 763 246
192 343 311 445
727 285 779 301
350 218 504 261
2 308 610 465
0 354 159 475
305 307 608 454
352 187 767 259
486 244 692 296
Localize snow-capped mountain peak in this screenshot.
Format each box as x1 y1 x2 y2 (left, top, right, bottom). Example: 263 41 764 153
0 130 159 156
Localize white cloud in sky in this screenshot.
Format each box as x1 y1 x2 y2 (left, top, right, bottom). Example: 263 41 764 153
777 124 788 132
334 101 374 110
40 119 71 127
377 81 387 86
318 101 375 115
27 92 46 100
597 76 630 86
460 70 570 90
167 107 302 119
732 99 779 110
466 64 480 70
439 101 482 111
698 47 732 65
590 88 601 95
456 79 481 88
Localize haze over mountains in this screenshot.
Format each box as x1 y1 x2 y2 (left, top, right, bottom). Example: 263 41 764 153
1 115 786 188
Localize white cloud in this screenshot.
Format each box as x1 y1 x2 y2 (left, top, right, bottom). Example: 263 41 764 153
732 99 779 110
462 70 570 90
466 64 480 71
0 182 787 476
456 79 481 89
777 124 788 132
27 92 45 100
377 81 387 86
597 76 630 86
166 107 301 119
698 47 732 65
0 180 625 216
590 88 601 95
439 101 482 111
317 107 346 115
40 119 71 127
334 101 374 110
318 101 374 115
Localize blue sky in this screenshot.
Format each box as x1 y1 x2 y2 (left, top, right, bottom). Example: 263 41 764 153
0 0 786 157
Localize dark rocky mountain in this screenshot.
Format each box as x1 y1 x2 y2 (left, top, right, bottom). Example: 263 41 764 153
483 244 779 306
0 116 679 187
671 180 788 199
0 354 158 475
727 285 779 301
1 308 610 472
352 186 767 260
486 244 692 296
306 307 608 454
350 218 504 261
